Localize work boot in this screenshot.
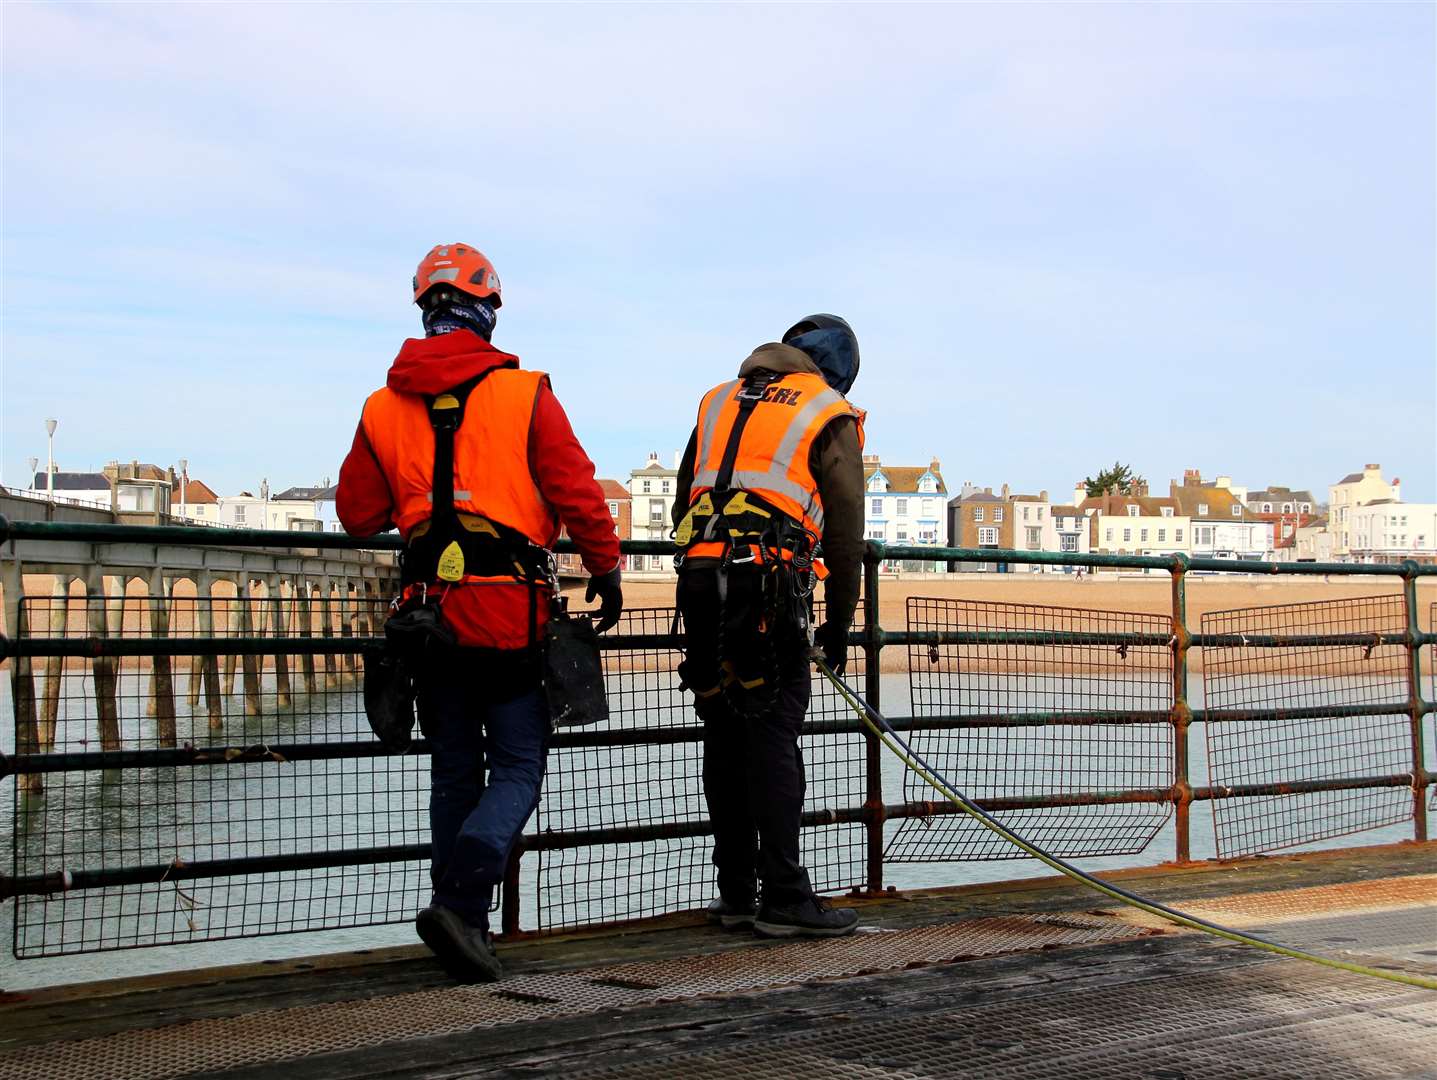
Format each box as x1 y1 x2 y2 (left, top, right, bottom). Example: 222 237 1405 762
754 895 859 939
416 904 503 983
705 896 758 930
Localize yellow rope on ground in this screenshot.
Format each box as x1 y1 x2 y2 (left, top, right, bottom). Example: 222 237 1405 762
816 662 1437 992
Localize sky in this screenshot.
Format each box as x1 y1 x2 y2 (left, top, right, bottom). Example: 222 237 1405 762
2 2 1434 504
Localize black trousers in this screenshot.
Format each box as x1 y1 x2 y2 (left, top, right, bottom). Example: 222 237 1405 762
677 567 814 906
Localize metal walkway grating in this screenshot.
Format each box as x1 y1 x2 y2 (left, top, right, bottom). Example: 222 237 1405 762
0 914 1150 1080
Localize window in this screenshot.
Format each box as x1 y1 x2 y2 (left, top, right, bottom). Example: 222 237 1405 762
1127 506 1139 517
649 506 664 523
896 499 907 515
1123 528 1132 542
869 529 884 540
1176 529 1184 542
1262 503 1272 513
896 528 908 541
1061 534 1078 552
1036 507 1043 520
1022 506 1030 521
1054 516 1064 530
978 527 998 545
1198 504 1208 516
1161 507 1173 518
994 507 1003 522
608 501 619 517
1232 505 1242 517
642 480 651 493
1140 529 1149 542
1105 528 1114 542
975 507 985 522
1159 528 1169 542
1025 527 1041 549
920 529 936 543
661 480 670 494
1301 503 1311 513
923 499 935 517
234 505 246 523
871 498 882 516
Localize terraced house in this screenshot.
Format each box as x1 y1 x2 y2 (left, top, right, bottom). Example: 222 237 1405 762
1079 482 1191 557
1168 471 1273 560
864 455 946 572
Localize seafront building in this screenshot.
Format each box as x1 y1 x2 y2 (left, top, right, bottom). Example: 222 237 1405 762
1244 485 1317 552
557 479 631 576
865 455 946 572
1329 464 1399 556
1167 471 1273 560
1079 483 1193 558
629 451 680 572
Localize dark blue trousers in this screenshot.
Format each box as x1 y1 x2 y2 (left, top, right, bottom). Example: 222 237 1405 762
419 663 549 933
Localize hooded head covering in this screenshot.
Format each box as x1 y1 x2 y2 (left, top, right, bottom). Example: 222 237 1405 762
419 287 498 341
782 313 859 395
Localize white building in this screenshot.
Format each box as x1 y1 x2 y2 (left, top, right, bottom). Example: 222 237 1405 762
1329 464 1400 556
212 489 322 531
26 469 111 507
1050 502 1092 565
1348 501 1437 562
274 483 342 531
1168 473 1273 559
629 451 679 573
864 456 946 572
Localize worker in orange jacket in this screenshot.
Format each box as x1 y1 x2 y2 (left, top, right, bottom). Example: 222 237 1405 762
338 244 621 981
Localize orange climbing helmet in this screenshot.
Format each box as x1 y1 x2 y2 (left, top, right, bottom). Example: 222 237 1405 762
412 244 503 308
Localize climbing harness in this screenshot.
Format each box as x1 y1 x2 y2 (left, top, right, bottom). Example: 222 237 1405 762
675 372 823 715
815 659 1437 992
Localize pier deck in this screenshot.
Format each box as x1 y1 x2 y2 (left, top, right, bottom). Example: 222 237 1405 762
3 844 1434 1079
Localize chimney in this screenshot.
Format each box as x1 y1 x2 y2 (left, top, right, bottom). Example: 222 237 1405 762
930 457 941 473
1073 483 1086 506
1000 483 1010 499
1393 477 1402 500
1364 463 1381 477
1133 478 1149 498
1039 489 1048 503
983 486 992 495
862 453 881 466
1215 475 1232 490
1183 468 1201 487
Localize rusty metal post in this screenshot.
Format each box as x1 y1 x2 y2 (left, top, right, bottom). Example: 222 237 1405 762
862 544 886 894
1169 554 1193 863
4 554 43 794
1401 563 1428 842
86 565 121 752
40 575 68 751
147 568 177 747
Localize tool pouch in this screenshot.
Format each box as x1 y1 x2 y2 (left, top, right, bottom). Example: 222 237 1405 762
543 600 609 728
362 597 458 751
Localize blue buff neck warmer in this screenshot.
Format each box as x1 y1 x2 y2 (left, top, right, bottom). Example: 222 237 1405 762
423 297 497 340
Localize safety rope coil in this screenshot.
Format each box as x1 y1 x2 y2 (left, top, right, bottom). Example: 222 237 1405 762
816 661 1437 992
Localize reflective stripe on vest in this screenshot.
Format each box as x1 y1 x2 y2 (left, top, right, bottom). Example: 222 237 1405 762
689 371 864 536
360 368 558 545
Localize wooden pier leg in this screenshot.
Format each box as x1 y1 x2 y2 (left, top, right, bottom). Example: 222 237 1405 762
149 568 177 747
271 575 292 709
86 566 121 752
239 578 261 718
340 577 356 675
222 578 240 698
300 579 317 696
40 575 69 752
197 570 224 732
322 576 338 688
3 557 43 794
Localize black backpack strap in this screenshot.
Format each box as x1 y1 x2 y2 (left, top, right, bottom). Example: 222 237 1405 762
712 370 778 493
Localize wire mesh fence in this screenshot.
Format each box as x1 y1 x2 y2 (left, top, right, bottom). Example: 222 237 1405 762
10 594 429 958
887 598 1174 862
1200 595 1414 859
3 539 1433 961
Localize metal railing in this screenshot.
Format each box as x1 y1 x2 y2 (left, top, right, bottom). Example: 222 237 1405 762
1 518 1432 957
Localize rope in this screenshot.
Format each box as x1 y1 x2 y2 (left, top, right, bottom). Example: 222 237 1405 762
814 661 1437 992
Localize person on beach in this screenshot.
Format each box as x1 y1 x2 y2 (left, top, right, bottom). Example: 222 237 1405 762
337 243 622 982
670 315 867 937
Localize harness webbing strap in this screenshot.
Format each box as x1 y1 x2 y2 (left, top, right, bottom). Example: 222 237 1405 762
712 371 777 494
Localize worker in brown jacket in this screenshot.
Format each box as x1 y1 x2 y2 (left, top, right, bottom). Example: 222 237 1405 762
671 314 866 937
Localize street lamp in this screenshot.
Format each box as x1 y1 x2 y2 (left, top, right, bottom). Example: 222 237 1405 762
178 458 188 520
44 418 57 501
27 457 38 493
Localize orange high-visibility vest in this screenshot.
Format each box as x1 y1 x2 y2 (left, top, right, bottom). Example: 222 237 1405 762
688 371 864 537
360 369 558 547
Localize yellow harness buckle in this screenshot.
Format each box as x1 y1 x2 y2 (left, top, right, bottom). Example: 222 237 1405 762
436 540 465 582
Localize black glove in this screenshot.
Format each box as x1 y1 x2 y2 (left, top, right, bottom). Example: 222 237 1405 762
814 620 849 676
584 566 624 634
